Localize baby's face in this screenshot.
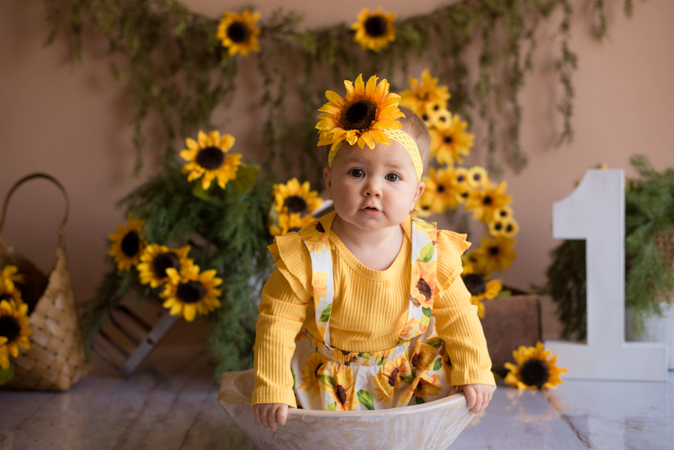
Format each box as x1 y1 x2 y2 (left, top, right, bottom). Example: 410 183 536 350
324 140 425 233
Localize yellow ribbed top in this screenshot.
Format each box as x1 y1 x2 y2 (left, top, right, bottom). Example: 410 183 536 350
252 212 494 407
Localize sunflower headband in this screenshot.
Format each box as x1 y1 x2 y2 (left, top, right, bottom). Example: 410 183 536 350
316 74 424 181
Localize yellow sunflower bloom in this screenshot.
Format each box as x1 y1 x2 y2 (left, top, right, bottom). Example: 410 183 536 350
0 299 32 369
298 353 330 398
414 192 434 217
465 179 512 223
467 166 488 189
400 69 450 116
160 265 222 322
410 261 435 310
504 342 568 390
269 212 315 236
409 341 438 373
421 167 464 213
180 130 242 191
489 217 519 238
137 245 193 289
316 74 405 153
476 237 517 276
311 272 329 304
108 213 146 272
462 273 502 318
430 113 474 166
398 316 421 343
493 206 514 222
0 286 22 306
373 354 412 404
0 265 24 293
216 9 261 57
351 8 396 52
320 363 357 411
273 178 323 216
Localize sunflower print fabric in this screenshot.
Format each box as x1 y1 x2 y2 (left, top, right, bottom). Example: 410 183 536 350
291 215 452 411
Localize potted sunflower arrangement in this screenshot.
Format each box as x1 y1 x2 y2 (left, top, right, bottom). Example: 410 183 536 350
86 130 274 377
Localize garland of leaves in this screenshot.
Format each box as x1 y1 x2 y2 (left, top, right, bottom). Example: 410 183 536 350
537 155 674 341
42 0 634 181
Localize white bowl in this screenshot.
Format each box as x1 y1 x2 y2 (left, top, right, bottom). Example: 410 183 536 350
218 369 474 450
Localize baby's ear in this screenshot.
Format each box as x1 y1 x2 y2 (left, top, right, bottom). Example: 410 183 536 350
411 180 425 208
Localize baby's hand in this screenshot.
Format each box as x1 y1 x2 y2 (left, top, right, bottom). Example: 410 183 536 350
448 384 494 414
253 403 291 430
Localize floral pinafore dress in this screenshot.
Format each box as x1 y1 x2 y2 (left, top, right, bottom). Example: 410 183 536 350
290 216 453 411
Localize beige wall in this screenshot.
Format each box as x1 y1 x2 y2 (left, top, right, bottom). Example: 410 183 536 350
1 0 673 340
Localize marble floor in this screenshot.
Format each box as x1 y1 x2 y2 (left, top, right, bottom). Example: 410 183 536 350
1 346 672 450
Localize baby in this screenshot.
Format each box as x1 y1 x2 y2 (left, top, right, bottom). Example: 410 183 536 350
252 75 494 430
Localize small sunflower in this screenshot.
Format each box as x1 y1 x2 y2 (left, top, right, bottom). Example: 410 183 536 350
320 363 357 411
108 214 146 272
273 178 323 216
420 167 463 213
430 113 474 166
410 261 435 310
462 273 502 318
465 179 512 223
373 354 412 403
161 265 222 322
430 108 451 129
351 8 396 53
316 74 405 152
476 237 517 276
137 245 193 289
216 9 261 57
467 166 488 189
298 353 330 398
414 192 434 218
270 212 315 236
400 69 450 116
490 217 519 238
180 130 242 191
0 287 22 306
505 342 568 390
0 299 31 369
0 265 24 292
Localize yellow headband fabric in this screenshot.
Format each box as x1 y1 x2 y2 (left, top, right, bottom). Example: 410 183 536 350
327 129 423 181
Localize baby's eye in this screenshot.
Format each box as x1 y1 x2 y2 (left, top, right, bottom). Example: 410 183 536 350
349 168 364 177
386 173 401 182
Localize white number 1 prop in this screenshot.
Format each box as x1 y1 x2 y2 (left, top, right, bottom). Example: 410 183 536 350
545 169 668 381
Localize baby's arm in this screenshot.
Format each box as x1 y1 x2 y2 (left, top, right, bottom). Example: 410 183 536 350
448 384 495 414
253 403 292 430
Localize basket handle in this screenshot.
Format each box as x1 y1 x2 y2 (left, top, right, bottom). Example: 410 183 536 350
0 173 70 246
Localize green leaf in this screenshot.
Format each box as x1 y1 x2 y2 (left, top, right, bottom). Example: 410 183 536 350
425 338 444 349
432 358 442 372
319 374 336 389
325 402 337 411
319 304 332 323
415 396 426 405
358 352 371 359
402 375 415 385
0 367 14 385
357 389 375 410
230 163 259 196
418 242 435 263
497 290 512 297
191 181 211 201
291 367 296 387
422 307 432 318
377 357 385 366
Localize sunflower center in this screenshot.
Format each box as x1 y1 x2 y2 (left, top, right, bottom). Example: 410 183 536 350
227 22 250 43
473 174 482 182
284 195 308 215
335 384 348 406
316 222 325 233
460 192 468 198
411 353 419 368
196 146 225 170
416 278 432 300
416 91 429 101
314 363 323 380
153 253 181 279
483 195 493 206
177 281 206 304
494 222 503 231
506 224 513 233
421 114 429 121
0 315 21 344
364 15 388 37
288 227 302 233
437 184 445 193
499 210 508 218
0 293 13 302
489 246 500 256
463 273 486 296
520 359 549 389
342 100 378 132
121 232 141 257
456 175 465 183
388 367 399 387
444 136 453 144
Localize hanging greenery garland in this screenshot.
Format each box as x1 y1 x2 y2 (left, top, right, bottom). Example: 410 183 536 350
42 0 634 180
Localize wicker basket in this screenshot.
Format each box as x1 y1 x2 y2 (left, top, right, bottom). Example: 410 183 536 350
0 173 89 391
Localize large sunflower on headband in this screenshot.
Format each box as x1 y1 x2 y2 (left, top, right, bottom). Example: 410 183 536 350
316 74 405 152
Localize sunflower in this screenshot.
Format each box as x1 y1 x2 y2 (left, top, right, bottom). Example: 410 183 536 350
420 167 465 213
269 212 315 236
317 74 405 153
504 342 568 390
462 273 502 318
409 341 438 373
475 237 517 276
298 353 330 398
398 316 421 343
180 130 242 191
400 69 450 116
0 299 31 369
461 250 483 275
373 354 412 403
489 217 519 238
137 245 193 289
430 108 451 129
414 192 434 218
108 213 146 272
0 265 24 292
467 166 488 189
161 265 222 322
465 179 512 223
430 113 474 166
0 286 22 306
320 363 358 411
311 272 329 304
273 178 323 216
298 221 330 254
351 8 396 53
216 9 261 57
410 261 435 310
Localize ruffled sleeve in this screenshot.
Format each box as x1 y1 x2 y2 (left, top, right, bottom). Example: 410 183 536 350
433 230 495 387
251 233 313 407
